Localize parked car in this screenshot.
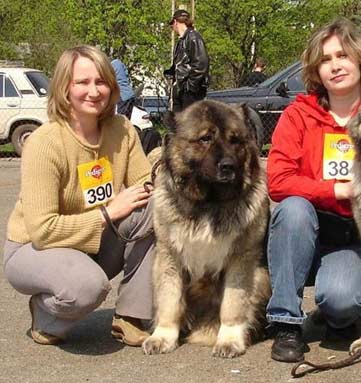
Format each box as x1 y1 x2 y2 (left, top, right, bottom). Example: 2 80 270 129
142 95 168 114
141 95 169 124
0 64 49 155
206 61 305 151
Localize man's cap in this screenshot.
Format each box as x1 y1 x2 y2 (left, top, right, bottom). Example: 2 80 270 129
168 9 190 25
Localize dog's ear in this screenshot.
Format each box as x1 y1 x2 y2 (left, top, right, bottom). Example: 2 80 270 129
163 132 174 148
238 103 258 142
162 111 176 148
347 111 361 147
237 103 264 150
163 110 177 133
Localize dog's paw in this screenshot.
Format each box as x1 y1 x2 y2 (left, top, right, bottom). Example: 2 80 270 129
142 326 179 355
349 337 361 355
212 323 247 358
142 335 178 355
212 341 246 358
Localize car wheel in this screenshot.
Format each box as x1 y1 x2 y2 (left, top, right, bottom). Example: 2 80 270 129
11 123 38 156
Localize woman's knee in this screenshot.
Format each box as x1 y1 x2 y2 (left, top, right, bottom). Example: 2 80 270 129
316 284 360 321
268 197 318 256
267 197 318 279
118 197 153 237
51 267 111 319
315 256 361 321
271 197 317 228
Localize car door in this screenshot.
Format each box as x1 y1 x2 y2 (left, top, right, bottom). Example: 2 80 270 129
0 73 21 138
267 66 305 116
261 66 305 144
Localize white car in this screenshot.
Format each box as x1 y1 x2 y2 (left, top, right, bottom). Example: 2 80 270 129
0 65 49 155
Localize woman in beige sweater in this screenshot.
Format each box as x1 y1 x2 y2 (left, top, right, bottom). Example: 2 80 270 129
3 45 154 346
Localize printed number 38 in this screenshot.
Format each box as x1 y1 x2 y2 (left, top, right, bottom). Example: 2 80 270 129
87 183 112 204
328 161 349 177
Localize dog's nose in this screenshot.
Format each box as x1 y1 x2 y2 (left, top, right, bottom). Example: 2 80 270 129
218 159 235 175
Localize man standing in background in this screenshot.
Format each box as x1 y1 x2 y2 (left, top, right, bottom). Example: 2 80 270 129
164 9 209 113
246 57 267 86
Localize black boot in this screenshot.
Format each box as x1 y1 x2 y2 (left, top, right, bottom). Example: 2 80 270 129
271 323 306 363
325 322 359 342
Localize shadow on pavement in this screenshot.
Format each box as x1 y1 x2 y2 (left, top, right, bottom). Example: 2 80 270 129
303 309 361 352
28 308 125 356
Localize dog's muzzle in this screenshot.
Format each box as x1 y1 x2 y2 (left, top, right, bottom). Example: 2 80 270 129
217 158 236 182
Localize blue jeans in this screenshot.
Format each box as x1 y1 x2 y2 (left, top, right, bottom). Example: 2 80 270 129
267 196 361 328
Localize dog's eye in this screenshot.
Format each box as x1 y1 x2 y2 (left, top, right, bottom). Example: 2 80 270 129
229 136 243 145
199 134 213 144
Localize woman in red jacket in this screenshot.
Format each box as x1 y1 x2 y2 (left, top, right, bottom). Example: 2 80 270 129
267 18 361 363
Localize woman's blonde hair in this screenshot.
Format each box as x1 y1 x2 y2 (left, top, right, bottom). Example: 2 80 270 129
302 17 361 109
47 45 120 123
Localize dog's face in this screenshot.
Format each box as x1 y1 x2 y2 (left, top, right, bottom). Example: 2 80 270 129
164 100 260 202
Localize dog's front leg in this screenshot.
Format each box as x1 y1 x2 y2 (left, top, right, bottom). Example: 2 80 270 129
143 245 184 355
213 256 255 358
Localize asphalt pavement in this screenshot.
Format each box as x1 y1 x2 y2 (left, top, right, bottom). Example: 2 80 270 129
1 159 360 383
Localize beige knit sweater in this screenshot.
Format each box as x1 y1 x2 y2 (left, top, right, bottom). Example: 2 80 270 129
7 115 151 254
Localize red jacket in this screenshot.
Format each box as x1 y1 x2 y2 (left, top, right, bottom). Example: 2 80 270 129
267 93 353 217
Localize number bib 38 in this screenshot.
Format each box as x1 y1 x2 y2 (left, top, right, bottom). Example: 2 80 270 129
323 133 355 181
77 157 114 208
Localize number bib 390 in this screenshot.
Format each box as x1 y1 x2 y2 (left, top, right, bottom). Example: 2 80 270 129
323 133 355 181
77 157 114 208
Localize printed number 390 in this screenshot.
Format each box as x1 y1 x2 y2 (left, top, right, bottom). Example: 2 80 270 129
87 183 113 205
328 161 350 177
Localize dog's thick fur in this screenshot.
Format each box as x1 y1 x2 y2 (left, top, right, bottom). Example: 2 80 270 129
348 113 361 234
347 113 361 355
143 100 271 358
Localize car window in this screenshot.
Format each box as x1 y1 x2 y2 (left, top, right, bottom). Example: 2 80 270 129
286 69 305 93
260 62 302 88
5 76 19 97
25 71 49 96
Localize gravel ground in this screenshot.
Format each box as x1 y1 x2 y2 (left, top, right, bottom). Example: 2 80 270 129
0 159 360 383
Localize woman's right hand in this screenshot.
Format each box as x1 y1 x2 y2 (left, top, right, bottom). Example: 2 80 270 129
105 185 153 221
334 181 354 200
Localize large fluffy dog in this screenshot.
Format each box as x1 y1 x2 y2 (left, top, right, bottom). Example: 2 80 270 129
143 100 271 358
348 113 361 238
347 113 361 356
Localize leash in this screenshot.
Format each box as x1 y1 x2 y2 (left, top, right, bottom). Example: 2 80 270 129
150 159 162 185
101 160 162 243
291 348 361 378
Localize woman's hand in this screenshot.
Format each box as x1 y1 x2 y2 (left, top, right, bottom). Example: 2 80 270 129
334 181 354 200
105 184 153 221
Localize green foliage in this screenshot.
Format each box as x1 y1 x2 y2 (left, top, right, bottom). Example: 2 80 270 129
196 0 349 88
0 143 15 153
0 0 360 89
64 0 171 93
0 0 80 74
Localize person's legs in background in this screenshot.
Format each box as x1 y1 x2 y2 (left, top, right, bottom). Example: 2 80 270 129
180 89 207 110
172 85 206 113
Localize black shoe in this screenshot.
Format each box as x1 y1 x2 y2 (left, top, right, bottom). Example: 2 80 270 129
325 322 359 342
271 324 306 363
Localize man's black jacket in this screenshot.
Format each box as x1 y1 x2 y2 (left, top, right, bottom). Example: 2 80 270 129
165 28 209 93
